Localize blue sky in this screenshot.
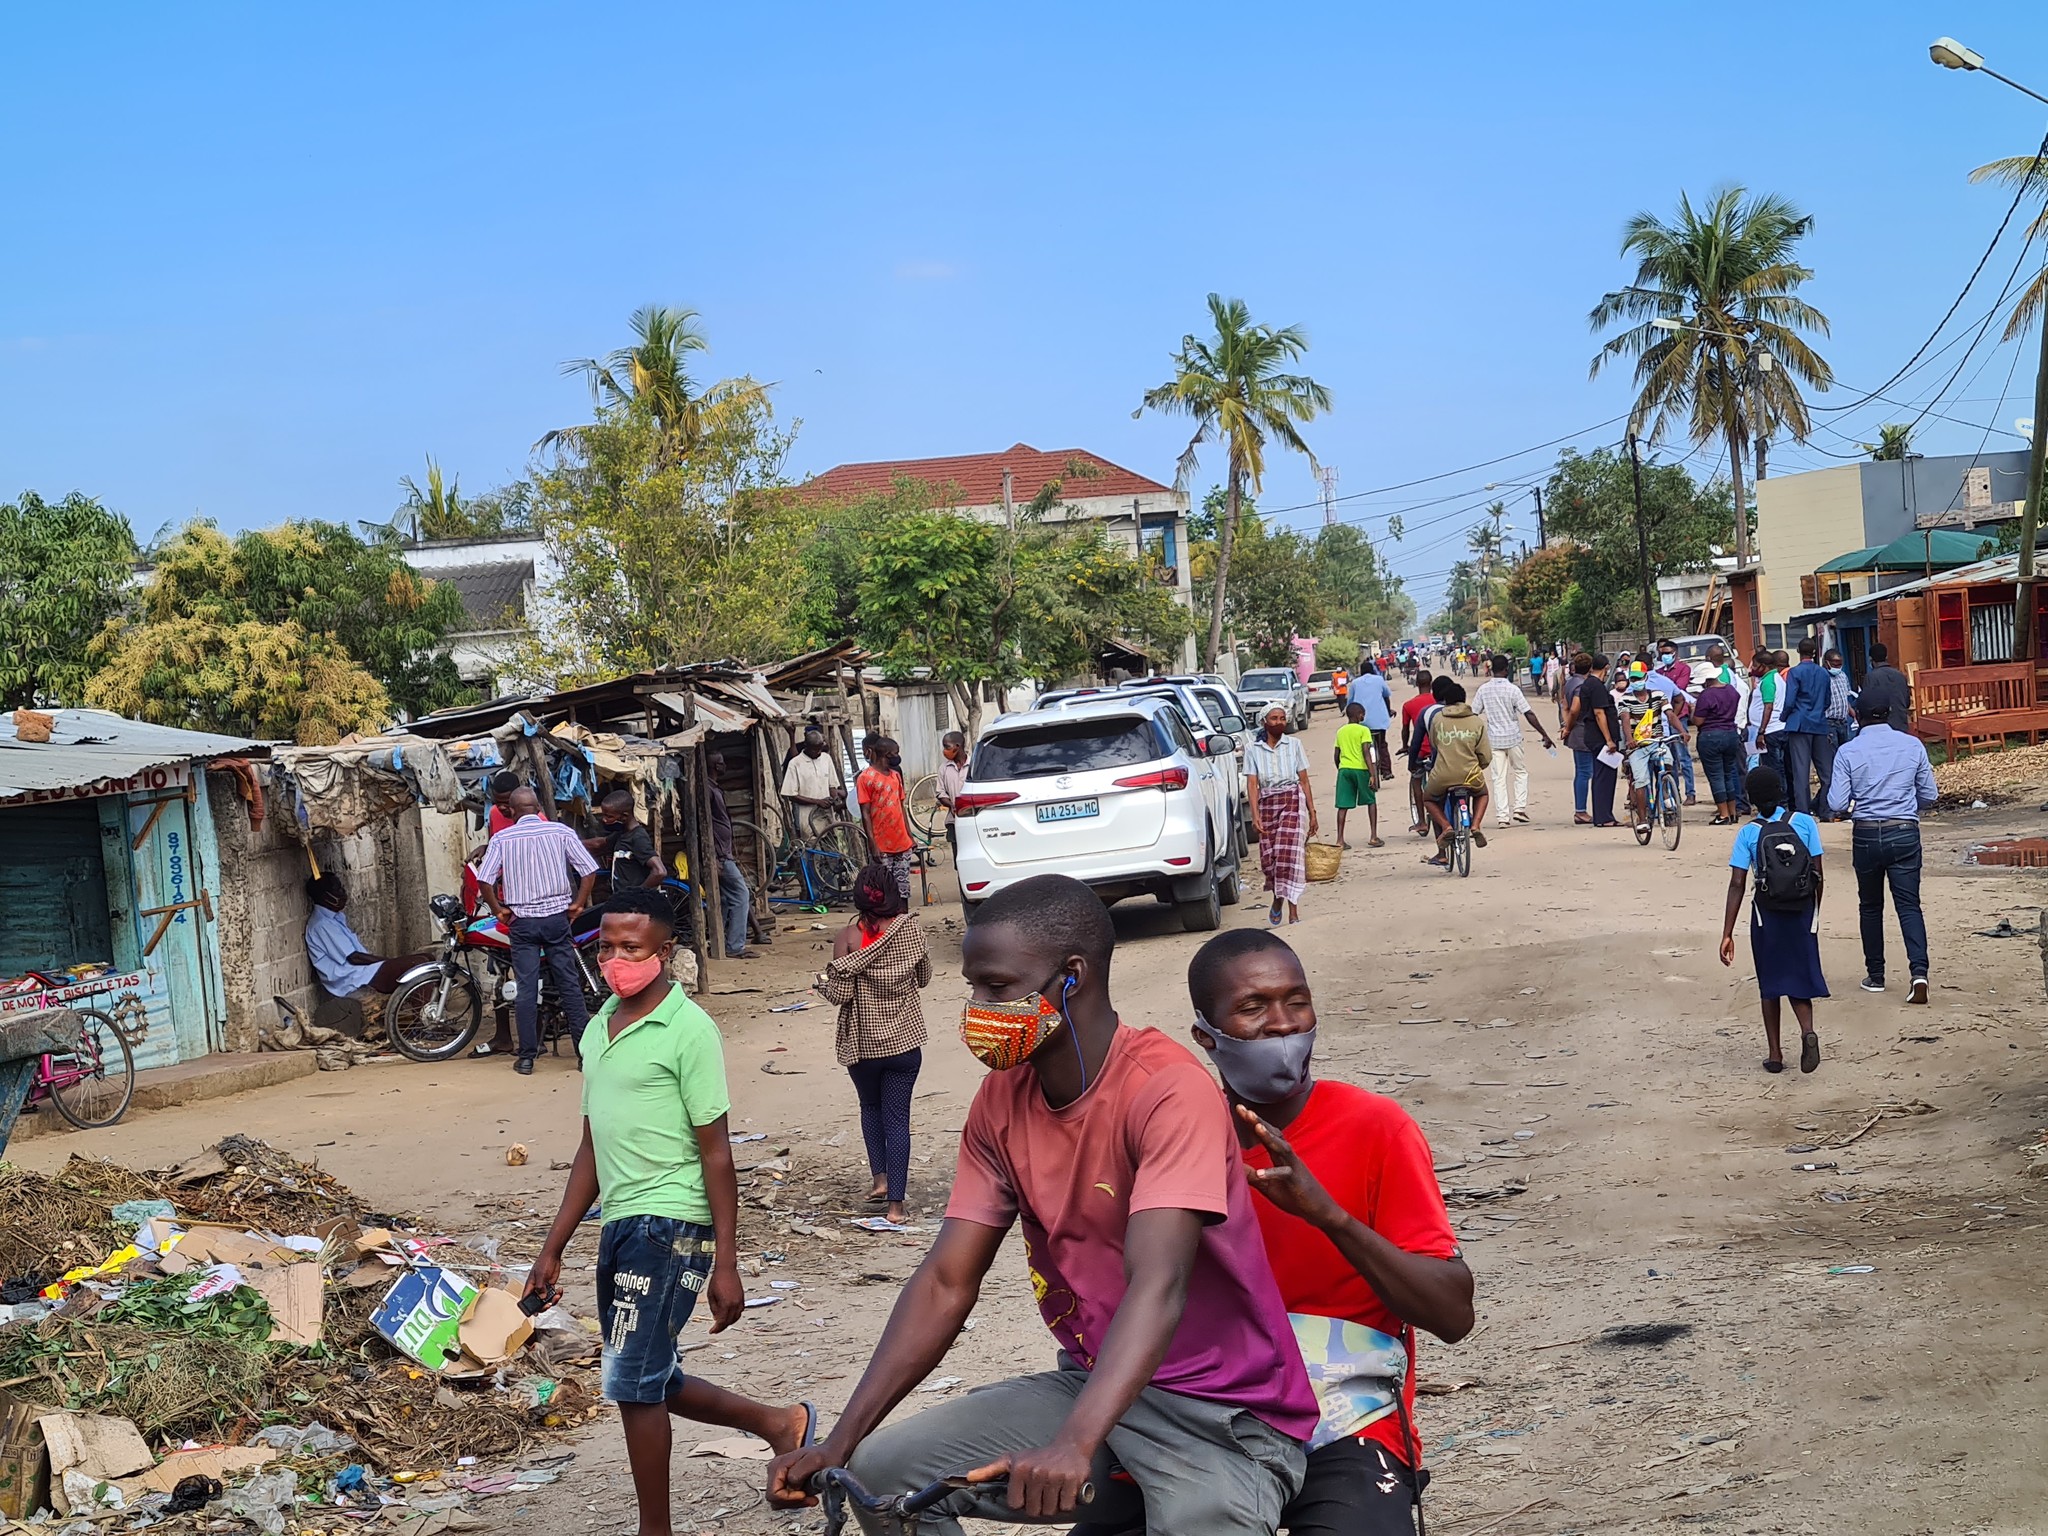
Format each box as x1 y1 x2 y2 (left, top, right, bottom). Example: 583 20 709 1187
5 3 2047 619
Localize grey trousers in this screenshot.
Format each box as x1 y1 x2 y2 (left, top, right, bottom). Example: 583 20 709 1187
848 1360 1305 1536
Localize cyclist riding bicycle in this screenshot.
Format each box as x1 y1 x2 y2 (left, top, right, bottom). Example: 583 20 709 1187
1621 679 1683 829
1420 682 1492 868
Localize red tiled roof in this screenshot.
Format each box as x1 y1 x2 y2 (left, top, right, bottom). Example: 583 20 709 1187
801 443 1175 508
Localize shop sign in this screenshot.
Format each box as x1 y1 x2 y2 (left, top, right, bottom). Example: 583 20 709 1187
0 762 190 808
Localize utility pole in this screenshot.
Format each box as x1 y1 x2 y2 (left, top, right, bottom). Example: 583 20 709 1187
1627 434 1659 652
1318 466 1339 527
2015 297 2048 661
1532 486 1545 548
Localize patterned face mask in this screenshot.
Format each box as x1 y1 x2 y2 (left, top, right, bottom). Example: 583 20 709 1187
959 973 1069 1071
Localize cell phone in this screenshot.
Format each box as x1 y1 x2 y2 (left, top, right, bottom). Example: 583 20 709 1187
518 1288 554 1316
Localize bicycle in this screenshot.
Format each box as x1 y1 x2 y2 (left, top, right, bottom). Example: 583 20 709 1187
812 1469 1095 1536
1441 785 1476 878
1629 742 1684 851
733 806 872 909
25 1007 136 1130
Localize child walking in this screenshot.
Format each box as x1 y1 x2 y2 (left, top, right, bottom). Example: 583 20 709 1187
1332 701 1383 849
1719 765 1829 1074
525 887 815 1536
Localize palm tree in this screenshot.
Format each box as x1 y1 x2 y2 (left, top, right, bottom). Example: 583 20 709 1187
1968 154 2048 341
1137 294 1332 670
1467 508 1508 626
540 305 768 466
1589 188 1834 566
1865 423 1916 461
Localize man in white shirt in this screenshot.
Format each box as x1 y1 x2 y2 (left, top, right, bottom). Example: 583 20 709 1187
1471 655 1557 828
780 728 844 838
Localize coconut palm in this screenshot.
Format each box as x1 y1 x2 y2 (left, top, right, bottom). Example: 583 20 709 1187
1865 423 1916 462
1589 188 1834 565
1968 154 2048 341
1137 294 1332 670
540 305 768 466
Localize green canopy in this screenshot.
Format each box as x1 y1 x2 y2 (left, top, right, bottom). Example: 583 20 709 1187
1815 529 1997 574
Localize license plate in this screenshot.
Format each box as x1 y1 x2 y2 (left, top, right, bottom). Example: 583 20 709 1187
1036 797 1100 823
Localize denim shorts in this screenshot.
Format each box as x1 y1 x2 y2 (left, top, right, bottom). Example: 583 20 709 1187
596 1215 716 1404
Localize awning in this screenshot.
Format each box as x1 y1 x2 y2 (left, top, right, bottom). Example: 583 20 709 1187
1814 529 1997 574
0 710 267 801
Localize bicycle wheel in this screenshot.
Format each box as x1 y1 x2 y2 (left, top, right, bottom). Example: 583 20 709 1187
1659 770 1683 850
49 1007 136 1130
386 966 484 1062
815 818 872 867
906 773 944 842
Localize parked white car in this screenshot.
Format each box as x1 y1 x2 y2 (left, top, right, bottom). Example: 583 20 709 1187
1235 667 1310 732
1040 680 1250 842
954 695 1244 930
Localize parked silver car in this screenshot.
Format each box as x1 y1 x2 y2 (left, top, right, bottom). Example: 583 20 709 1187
1235 667 1309 732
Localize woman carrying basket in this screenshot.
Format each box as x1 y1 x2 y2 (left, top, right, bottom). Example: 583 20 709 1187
1247 705 1320 926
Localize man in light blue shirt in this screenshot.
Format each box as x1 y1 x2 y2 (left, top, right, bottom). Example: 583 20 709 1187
1827 701 1939 1002
1778 637 1836 817
305 875 429 1027
1347 663 1396 776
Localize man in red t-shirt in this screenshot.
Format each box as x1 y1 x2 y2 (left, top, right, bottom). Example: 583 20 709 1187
770 875 1314 1533
1188 929 1473 1536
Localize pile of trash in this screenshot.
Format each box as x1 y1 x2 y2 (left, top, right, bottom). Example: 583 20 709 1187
0 1139 602 1530
1935 740 2048 804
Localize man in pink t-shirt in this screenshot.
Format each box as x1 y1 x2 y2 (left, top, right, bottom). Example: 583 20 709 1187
770 875 1314 1533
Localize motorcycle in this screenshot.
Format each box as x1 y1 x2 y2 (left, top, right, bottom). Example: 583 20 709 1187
383 895 606 1063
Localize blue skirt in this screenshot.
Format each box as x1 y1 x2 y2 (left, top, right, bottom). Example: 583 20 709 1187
1749 902 1829 1001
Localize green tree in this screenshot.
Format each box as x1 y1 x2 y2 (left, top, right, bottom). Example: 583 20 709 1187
854 501 1192 737
542 305 770 469
363 458 537 542
1502 543 1579 641
1539 447 1734 643
1308 523 1414 647
1137 294 1331 669
86 520 469 733
1589 187 1833 564
0 490 138 709
1864 423 1915 461
529 393 811 682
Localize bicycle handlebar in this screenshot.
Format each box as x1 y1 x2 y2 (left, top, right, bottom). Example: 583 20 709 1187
809 1467 1095 1518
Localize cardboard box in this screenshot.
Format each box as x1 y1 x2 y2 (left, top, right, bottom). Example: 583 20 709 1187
372 1267 480 1372
112 1446 277 1502
0 1392 49 1521
36 1412 153 1515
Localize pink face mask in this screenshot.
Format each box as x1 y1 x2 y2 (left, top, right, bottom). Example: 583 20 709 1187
601 954 666 999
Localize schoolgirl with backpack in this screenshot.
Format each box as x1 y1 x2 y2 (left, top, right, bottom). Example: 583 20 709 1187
1718 764 1829 1074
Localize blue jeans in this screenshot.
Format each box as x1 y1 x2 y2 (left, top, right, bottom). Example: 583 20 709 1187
1697 728 1745 807
1572 748 1598 815
1669 732 1696 798
1851 822 1929 982
508 911 590 1060
596 1216 716 1404
718 855 751 956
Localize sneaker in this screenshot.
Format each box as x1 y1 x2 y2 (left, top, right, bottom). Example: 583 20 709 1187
1860 976 1885 994
1907 976 1929 1005
515 1057 536 1076
1512 811 1531 824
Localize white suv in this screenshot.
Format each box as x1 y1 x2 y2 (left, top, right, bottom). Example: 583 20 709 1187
954 695 1243 931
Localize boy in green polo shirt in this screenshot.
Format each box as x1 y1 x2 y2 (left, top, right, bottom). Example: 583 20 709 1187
526 887 816 1536
1333 702 1382 849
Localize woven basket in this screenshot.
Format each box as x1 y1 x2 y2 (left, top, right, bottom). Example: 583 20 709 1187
1304 841 1343 883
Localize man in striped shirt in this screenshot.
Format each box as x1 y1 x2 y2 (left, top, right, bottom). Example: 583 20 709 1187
478 788 600 1074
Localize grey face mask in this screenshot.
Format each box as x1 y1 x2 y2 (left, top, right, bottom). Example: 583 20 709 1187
1195 1015 1316 1102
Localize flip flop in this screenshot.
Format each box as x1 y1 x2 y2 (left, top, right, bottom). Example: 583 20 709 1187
1573 813 1592 824
1800 1032 1821 1074
1763 1059 1785 1073
1367 837 1385 848
1267 905 1284 927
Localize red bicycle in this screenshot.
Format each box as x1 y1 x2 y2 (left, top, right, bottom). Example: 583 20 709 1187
25 1007 137 1129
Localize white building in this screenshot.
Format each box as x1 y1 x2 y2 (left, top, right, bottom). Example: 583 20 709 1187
400 534 547 695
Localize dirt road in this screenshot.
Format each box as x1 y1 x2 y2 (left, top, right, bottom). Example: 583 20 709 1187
18 684 2047 1534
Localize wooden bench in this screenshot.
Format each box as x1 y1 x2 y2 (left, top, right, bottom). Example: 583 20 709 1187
1910 662 2048 759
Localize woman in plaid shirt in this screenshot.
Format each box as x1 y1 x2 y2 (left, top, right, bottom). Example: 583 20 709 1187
816 863 933 1225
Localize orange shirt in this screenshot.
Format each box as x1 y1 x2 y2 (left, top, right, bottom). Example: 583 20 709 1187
856 767 914 855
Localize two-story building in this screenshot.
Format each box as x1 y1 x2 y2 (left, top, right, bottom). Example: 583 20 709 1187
802 442 1197 670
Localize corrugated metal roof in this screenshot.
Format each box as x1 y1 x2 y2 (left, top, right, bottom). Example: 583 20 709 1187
1789 550 2026 623
0 710 267 798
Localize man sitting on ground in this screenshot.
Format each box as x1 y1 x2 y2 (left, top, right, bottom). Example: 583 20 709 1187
768 873 1315 1534
304 875 430 1033
1420 681 1491 864
1188 930 1472 1536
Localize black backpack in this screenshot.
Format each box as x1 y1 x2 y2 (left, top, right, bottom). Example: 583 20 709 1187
1753 819 1817 911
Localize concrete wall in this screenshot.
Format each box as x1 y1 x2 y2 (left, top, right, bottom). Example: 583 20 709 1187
206 772 439 1048
1753 465 1861 625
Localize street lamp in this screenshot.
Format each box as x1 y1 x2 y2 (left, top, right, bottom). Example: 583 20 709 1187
1650 317 1774 370
1932 36 2048 657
